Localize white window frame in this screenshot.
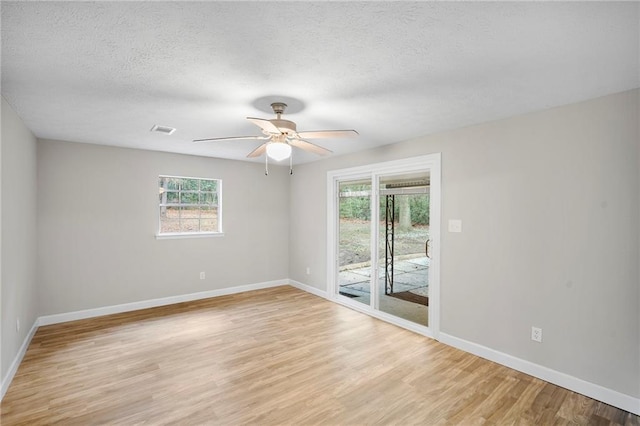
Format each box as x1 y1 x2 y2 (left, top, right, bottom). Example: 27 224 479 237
156 175 224 239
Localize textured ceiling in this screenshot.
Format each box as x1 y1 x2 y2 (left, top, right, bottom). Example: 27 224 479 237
1 2 639 164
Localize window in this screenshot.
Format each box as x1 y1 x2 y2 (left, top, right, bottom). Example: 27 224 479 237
158 175 222 236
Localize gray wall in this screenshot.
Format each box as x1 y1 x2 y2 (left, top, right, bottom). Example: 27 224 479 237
1 98 38 381
37 140 290 315
289 89 640 398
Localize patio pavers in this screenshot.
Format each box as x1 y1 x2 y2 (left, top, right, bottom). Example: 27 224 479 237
338 256 429 298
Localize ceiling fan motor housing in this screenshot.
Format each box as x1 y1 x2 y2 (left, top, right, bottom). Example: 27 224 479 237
269 102 296 134
271 119 296 134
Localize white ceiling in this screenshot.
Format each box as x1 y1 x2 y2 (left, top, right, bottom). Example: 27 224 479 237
1 2 638 164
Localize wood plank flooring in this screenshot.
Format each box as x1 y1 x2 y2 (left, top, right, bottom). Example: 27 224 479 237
1 286 638 425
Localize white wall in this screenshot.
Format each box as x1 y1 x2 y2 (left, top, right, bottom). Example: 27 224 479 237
289 89 640 399
37 140 290 315
1 97 38 381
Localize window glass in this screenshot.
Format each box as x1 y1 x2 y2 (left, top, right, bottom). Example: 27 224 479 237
158 176 221 235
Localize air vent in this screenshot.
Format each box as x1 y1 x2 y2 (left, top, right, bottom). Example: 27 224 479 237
150 125 176 135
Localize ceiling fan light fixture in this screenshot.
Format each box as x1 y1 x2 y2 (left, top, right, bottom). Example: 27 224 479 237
266 142 292 161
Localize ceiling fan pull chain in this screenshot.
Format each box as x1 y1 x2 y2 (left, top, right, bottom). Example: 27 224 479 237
265 152 269 176
289 150 293 175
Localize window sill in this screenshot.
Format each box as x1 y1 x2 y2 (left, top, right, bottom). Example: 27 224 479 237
155 232 225 240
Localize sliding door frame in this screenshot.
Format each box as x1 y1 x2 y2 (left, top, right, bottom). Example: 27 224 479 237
327 154 441 339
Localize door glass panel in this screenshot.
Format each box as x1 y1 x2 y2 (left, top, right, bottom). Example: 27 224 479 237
377 173 430 325
337 180 371 305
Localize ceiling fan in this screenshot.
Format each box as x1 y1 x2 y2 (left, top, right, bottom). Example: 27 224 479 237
193 102 358 164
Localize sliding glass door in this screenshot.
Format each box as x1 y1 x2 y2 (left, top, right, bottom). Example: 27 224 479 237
328 155 440 336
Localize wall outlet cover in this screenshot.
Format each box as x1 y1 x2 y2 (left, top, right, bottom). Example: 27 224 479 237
531 326 543 343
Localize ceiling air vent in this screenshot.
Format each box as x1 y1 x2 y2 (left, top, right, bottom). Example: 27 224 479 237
150 125 176 135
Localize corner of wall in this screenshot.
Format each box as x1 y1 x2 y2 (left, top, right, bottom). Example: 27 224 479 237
0 98 39 385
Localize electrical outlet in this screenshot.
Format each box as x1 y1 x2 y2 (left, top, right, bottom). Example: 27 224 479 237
531 326 542 343
16 318 20 332
200 272 205 280
306 267 311 275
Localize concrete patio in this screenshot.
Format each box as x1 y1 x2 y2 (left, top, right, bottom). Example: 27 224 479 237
339 255 429 299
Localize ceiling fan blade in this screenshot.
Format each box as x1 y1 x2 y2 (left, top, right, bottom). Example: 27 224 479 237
247 117 281 134
296 130 359 139
246 143 268 158
289 139 333 156
193 136 265 143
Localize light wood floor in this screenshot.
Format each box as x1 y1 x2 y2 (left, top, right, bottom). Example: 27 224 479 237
2 286 638 425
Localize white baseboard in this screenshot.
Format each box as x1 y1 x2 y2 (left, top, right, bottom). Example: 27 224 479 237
1 319 38 400
38 279 287 326
439 333 640 416
288 279 328 299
